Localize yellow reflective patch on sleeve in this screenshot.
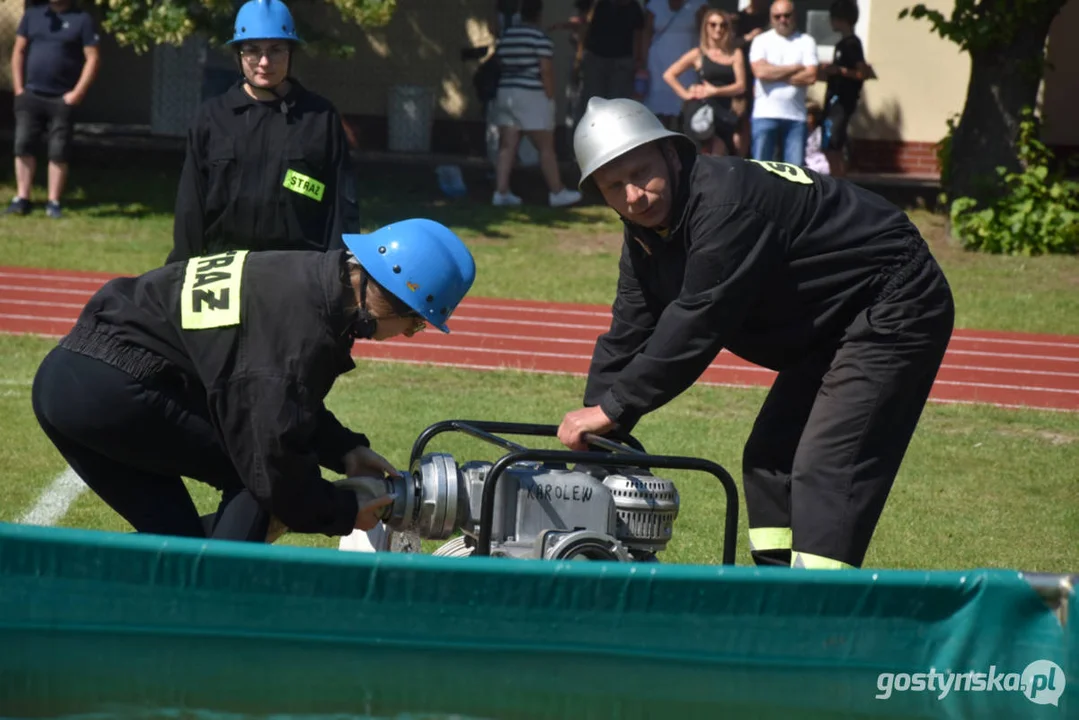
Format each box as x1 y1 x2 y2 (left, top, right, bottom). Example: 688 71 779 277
180 250 248 330
283 168 325 201
747 159 814 185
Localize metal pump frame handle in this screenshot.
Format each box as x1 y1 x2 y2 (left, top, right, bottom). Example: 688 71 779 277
408 420 739 565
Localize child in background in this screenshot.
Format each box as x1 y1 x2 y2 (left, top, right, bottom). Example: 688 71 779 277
818 0 876 177
804 101 830 175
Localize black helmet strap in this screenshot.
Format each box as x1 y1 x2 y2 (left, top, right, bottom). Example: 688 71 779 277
350 271 379 340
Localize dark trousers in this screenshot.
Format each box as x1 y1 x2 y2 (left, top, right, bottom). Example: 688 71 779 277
742 248 955 569
31 347 271 541
13 91 75 163
575 53 636 127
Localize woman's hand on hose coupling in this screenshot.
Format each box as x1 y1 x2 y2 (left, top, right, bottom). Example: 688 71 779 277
342 445 397 478
354 495 394 531
334 474 397 531
339 445 399 531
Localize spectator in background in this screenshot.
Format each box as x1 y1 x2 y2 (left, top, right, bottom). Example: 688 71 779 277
662 8 745 157
804 100 830 175
730 0 770 157
494 0 522 35
168 0 358 264
749 0 818 166
819 0 876 177
573 0 646 127
549 0 593 43
491 0 583 208
6 0 101 219
641 0 707 130
735 0 771 45
547 0 594 138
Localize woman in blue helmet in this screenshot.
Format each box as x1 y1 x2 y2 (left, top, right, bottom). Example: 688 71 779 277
31 220 476 543
168 0 359 264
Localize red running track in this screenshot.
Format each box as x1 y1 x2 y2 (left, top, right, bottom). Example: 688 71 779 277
2 265 1077 412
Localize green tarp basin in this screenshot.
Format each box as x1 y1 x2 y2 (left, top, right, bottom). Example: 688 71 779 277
0 522 1073 719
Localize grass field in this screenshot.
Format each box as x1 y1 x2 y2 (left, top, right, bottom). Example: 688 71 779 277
1 150 1076 573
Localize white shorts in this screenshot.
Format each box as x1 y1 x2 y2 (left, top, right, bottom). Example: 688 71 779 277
489 86 555 132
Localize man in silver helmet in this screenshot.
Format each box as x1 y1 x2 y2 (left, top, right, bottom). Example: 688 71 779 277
556 97 954 571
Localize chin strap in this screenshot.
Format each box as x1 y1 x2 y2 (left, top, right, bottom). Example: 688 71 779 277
349 271 379 340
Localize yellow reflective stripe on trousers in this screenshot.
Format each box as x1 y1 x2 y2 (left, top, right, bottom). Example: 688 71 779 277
748 527 792 552
283 169 325 201
792 551 856 570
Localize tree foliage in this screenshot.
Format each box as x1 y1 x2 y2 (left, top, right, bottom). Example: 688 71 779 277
92 0 398 55
950 109 1079 255
898 0 1069 212
899 0 1066 64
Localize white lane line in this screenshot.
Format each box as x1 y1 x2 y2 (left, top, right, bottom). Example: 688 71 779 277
17 467 86 527
3 302 1079 367
0 271 110 285
942 363 1079 379
0 283 94 296
357 357 1073 413
929 379 1079 395
0 298 87 310
950 335 1079 349
1 309 1076 393
946 348 1079 363
3 280 1079 350
363 341 1079 394
463 302 611 318
0 312 78 323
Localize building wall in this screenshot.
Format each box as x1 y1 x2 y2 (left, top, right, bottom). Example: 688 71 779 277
844 0 1079 174
853 0 969 145
293 0 497 120
289 0 579 153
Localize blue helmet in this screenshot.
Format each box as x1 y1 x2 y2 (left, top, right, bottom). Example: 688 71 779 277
343 219 477 334
228 0 303 45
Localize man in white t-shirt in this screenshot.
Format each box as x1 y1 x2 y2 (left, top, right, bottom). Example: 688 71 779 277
748 0 818 166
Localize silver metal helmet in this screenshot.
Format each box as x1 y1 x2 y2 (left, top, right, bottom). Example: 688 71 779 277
574 97 695 190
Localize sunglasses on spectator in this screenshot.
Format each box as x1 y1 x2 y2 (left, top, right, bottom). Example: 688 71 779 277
708 20 728 29
772 12 793 19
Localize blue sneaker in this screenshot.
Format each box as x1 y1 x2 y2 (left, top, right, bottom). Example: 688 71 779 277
4 197 31 216
45 201 62 219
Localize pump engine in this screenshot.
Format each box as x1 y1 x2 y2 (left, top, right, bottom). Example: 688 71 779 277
367 420 739 564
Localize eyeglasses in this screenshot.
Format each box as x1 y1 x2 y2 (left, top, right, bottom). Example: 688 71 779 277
239 46 289 63
772 12 793 19
707 21 728 29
